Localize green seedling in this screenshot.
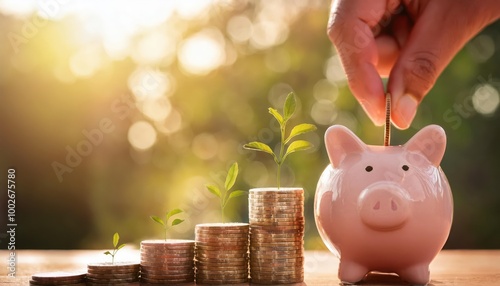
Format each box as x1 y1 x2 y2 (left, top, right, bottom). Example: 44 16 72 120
206 162 246 222
150 209 185 241
243 92 317 189
103 232 125 264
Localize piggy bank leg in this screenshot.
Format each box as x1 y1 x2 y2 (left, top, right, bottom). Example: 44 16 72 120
398 263 430 285
338 260 368 284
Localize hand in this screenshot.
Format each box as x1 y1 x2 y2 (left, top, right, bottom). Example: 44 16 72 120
328 0 500 129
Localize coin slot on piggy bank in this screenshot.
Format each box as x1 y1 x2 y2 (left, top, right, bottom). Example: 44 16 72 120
314 125 453 285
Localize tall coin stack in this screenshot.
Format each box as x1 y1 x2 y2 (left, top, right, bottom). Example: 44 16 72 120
195 223 249 284
249 188 305 284
140 239 195 284
86 262 140 285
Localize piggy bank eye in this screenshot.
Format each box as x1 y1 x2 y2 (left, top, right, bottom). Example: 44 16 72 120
365 166 373 172
402 165 409 171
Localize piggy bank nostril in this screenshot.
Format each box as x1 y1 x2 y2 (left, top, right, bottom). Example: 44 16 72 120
373 201 380 210
391 200 398 211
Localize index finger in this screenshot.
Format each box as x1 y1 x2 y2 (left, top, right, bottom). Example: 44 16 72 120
327 0 387 126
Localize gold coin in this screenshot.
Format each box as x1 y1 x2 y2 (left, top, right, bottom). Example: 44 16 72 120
141 239 195 246
29 281 86 286
141 276 194 284
195 277 248 284
31 271 86 284
195 222 249 230
250 225 304 232
87 262 140 269
385 92 391 146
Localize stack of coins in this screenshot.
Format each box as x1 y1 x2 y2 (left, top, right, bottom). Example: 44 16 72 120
140 239 195 284
249 188 305 284
86 262 140 285
30 272 86 286
195 223 249 284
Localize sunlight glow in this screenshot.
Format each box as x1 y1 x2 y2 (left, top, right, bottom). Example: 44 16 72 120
175 0 213 19
178 28 226 75
69 45 105 78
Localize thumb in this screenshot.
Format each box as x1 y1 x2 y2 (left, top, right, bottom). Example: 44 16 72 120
388 2 490 129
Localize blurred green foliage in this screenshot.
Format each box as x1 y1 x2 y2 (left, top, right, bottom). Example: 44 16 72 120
0 1 499 250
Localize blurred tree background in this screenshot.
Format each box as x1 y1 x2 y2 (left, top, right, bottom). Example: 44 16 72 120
0 0 499 250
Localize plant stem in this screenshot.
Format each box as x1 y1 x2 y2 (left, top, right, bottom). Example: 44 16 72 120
277 163 281 189
221 196 225 223
277 121 286 190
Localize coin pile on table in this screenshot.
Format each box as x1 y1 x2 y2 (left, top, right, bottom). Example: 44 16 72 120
140 239 195 284
30 271 87 286
195 223 249 284
249 188 305 284
86 262 140 285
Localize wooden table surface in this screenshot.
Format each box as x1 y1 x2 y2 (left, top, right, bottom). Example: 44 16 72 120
1 249 499 285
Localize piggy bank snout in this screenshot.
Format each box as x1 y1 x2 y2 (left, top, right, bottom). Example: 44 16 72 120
358 183 410 231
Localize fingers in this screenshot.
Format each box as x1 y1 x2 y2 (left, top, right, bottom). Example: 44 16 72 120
327 0 387 126
388 1 494 129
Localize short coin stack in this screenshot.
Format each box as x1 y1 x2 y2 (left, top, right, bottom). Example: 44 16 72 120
86 262 140 285
249 188 305 284
140 239 195 284
195 223 249 284
30 271 86 286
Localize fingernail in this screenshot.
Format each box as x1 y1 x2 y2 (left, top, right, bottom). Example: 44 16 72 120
395 94 418 129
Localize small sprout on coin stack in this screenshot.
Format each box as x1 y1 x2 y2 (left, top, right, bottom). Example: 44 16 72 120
206 162 246 222
103 232 125 264
150 209 185 241
243 92 317 189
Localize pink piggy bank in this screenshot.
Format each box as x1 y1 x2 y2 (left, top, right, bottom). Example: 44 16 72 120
314 125 453 285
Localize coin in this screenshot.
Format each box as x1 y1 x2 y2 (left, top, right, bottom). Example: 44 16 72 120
196 278 248 284
141 239 194 245
29 282 86 286
385 92 391 146
87 262 140 269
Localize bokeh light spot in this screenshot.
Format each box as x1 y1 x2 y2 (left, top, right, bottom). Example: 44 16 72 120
128 68 174 100
141 97 172 122
191 133 218 160
250 20 288 50
178 28 226 75
132 30 176 65
128 120 157 150
227 15 252 43
473 84 500 115
311 100 338 126
325 55 347 84
156 109 183 135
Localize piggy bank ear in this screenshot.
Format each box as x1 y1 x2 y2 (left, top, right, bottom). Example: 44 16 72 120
325 125 366 167
404 125 447 166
